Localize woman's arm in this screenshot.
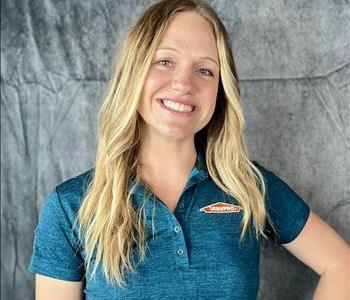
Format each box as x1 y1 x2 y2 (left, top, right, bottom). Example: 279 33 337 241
282 211 349 300
36 274 83 300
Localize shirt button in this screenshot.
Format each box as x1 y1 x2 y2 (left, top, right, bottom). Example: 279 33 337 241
179 202 185 208
177 248 184 256
174 226 180 233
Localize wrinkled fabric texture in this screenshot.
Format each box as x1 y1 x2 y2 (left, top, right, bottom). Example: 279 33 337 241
29 151 310 299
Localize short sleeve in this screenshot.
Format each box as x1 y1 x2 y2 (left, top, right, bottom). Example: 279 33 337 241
253 161 311 245
28 188 84 281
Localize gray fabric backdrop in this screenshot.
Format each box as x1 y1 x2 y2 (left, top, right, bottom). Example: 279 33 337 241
1 0 349 299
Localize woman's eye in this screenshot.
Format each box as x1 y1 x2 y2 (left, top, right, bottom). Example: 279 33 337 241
157 59 172 67
199 68 214 77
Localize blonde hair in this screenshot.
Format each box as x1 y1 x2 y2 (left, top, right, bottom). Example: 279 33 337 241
77 0 272 288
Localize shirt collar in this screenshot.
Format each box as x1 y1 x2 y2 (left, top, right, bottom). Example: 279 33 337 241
184 148 208 190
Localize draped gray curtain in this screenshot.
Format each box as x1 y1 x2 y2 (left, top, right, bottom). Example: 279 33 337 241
1 1 349 299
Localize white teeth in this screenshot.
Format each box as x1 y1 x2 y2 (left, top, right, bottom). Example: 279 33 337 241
162 99 193 113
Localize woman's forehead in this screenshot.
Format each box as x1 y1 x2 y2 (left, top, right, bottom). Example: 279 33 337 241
157 12 218 58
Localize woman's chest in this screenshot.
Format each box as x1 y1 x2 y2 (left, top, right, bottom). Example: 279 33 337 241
83 192 260 299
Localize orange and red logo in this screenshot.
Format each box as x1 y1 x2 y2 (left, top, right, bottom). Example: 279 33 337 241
200 202 243 214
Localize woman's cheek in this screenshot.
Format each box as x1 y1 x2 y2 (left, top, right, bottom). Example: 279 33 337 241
148 69 171 87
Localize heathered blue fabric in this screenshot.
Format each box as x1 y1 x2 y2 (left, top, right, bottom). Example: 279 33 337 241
29 151 310 299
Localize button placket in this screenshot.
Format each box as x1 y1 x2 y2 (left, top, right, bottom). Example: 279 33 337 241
168 215 189 268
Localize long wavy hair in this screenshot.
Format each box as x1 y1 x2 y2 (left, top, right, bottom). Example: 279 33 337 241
77 0 272 288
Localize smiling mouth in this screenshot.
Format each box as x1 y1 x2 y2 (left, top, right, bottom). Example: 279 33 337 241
157 99 197 116
159 98 196 113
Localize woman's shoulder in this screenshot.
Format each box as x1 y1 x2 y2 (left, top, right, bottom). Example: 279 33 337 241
55 168 94 198
250 159 298 193
49 168 95 216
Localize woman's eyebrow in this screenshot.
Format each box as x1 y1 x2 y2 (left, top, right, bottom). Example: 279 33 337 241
157 46 219 67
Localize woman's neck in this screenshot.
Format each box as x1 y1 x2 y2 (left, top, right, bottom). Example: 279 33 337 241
137 136 197 185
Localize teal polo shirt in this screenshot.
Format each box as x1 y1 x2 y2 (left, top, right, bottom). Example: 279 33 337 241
28 150 310 299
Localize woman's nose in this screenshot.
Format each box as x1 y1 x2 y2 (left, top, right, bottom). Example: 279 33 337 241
171 67 194 94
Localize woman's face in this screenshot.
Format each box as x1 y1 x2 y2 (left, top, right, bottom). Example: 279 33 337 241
138 11 220 142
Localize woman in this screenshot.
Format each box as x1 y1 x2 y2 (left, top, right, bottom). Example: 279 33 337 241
29 0 349 299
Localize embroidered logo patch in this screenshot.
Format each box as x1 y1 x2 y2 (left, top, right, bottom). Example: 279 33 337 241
200 202 243 213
